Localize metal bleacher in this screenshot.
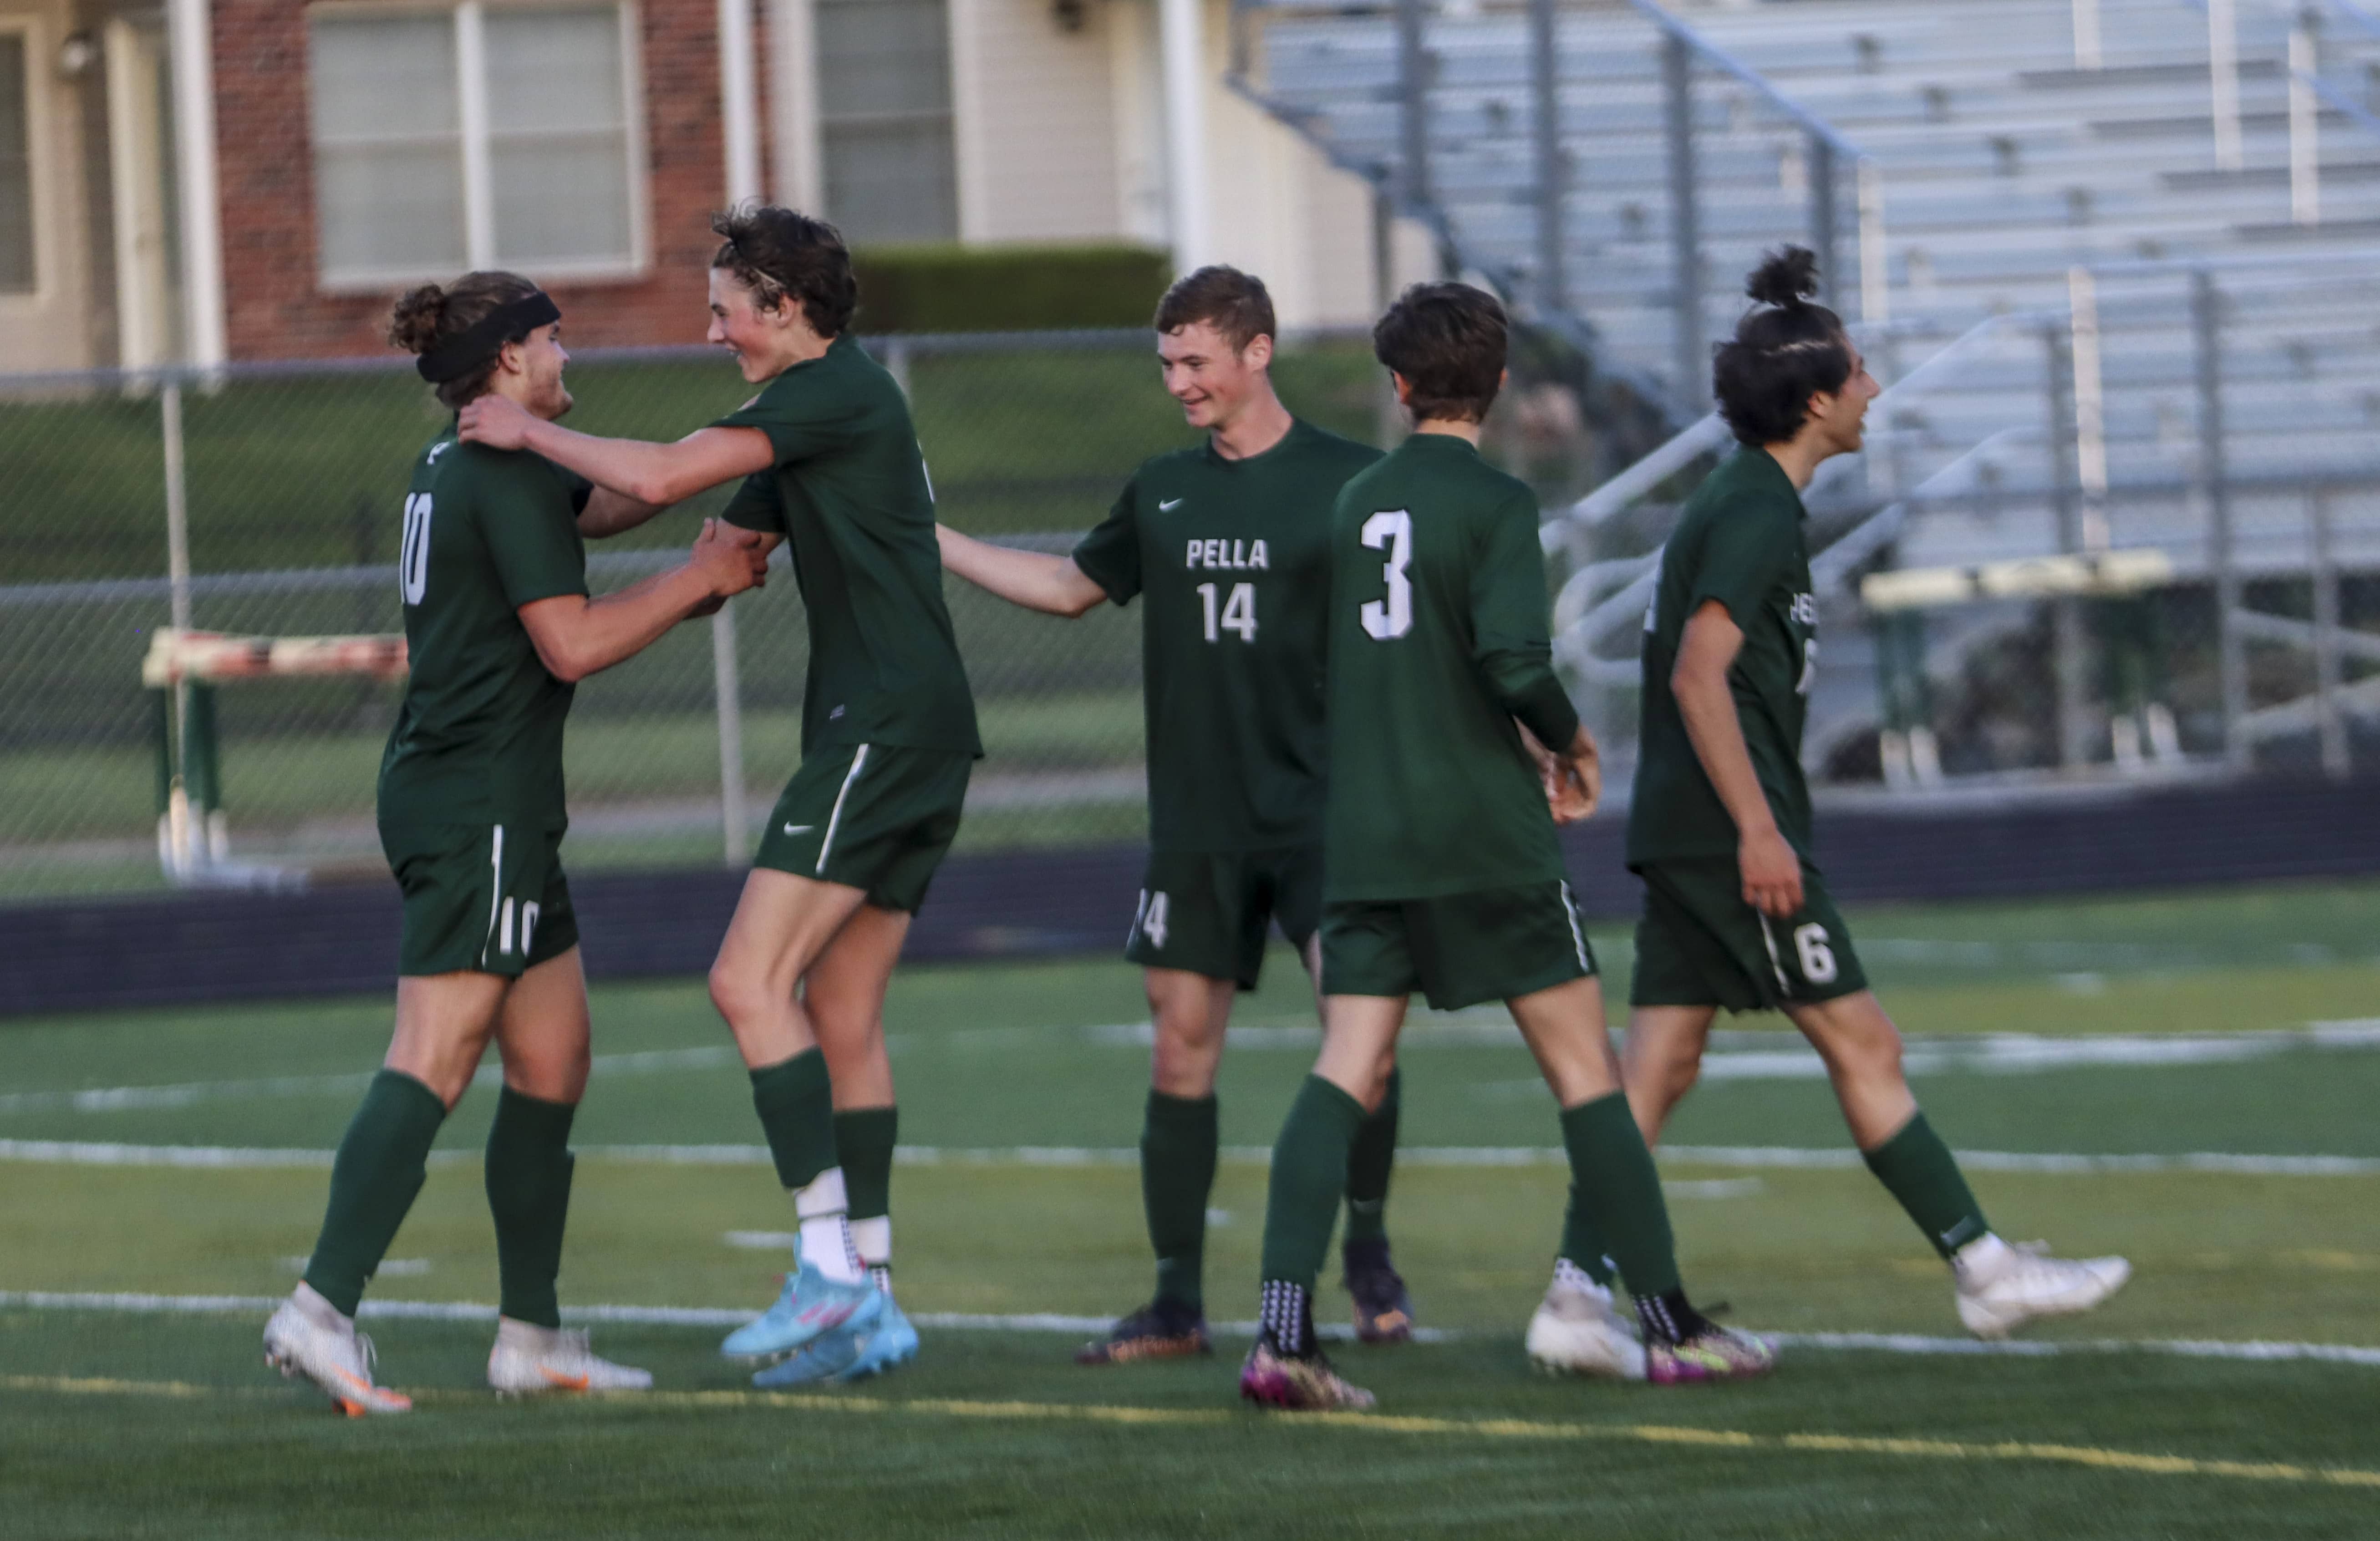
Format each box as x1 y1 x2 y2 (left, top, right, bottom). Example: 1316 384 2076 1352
1232 0 2380 781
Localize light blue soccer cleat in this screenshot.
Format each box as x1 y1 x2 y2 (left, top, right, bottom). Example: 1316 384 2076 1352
750 1296 919 1388
720 1262 884 1362
840 1296 919 1381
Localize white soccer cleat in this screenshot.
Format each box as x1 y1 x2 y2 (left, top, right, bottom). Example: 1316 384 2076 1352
1954 1236 2132 1341
487 1318 654 1395
264 1286 412 1416
1525 1270 1648 1381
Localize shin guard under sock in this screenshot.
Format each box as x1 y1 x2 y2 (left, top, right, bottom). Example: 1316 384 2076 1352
1342 1067 1399 1246
749 1050 837 1192
1863 1111 1991 1257
1558 1092 1681 1300
1257 1076 1367 1294
484 1087 577 1330
1141 1091 1219 1311
303 1070 448 1317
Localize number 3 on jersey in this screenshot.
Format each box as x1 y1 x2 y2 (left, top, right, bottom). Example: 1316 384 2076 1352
1359 510 1413 640
399 493 433 606
1196 582 1256 643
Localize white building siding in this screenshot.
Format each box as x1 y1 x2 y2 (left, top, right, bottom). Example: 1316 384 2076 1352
950 0 1124 245
0 0 98 372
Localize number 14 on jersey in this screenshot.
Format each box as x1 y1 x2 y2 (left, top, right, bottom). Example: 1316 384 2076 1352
1196 582 1256 643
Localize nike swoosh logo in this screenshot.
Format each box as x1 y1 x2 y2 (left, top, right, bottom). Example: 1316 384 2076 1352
784 823 814 835
1159 498 1184 511
539 1369 592 1391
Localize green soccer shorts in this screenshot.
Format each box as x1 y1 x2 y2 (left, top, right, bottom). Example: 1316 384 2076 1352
754 742 971 913
1319 880 1597 1011
1124 844 1324 990
1629 855 1869 1012
381 819 579 978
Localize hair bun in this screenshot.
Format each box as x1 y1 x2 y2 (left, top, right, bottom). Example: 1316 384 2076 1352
1745 246 1820 309
386 283 451 355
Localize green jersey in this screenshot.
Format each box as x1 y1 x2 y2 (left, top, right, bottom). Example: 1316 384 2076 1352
379 428 590 828
720 334 981 758
1627 446 1817 865
1073 419 1381 852
1322 433 1580 901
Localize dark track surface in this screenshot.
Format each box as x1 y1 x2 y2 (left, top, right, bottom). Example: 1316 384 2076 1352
7 772 2378 1015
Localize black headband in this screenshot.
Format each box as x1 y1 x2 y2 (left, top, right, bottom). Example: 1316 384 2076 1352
416 291 561 383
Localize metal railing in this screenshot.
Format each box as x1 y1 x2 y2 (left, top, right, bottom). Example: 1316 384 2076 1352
1229 0 1886 417
1543 248 2380 791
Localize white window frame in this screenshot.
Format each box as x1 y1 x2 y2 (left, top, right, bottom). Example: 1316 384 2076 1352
307 0 651 293
0 15 56 308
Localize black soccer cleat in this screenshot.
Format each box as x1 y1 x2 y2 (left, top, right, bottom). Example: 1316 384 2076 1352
1341 1239 1416 1345
1074 1299 1212 1366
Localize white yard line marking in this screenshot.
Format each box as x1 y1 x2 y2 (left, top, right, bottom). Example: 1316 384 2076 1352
15 1020 2376 1119
0 1046 738 1116
2 1291 2375 1370
5 1139 2377 1176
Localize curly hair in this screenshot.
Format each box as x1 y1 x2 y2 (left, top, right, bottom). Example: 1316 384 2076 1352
1711 246 1855 445
710 205 858 337
386 270 544 410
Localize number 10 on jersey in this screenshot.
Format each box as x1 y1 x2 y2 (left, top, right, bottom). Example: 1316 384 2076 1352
399 493 433 606
1196 582 1256 643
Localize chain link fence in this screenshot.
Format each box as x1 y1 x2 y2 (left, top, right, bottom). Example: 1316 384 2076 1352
0 330 1436 902
11 285 2375 907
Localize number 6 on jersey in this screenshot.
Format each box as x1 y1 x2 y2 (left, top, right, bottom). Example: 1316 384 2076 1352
1359 510 1413 640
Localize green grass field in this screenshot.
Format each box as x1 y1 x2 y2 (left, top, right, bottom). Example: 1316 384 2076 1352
5 881 2380 1537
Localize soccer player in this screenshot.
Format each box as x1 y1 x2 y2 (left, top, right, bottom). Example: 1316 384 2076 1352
263 272 771 1414
936 267 1416 1364
457 207 977 1386
1241 282 1775 1411
1618 247 2131 1339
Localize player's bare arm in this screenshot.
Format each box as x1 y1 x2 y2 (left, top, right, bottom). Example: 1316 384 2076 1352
459 398 777 509
1672 599 1801 916
577 486 667 539
518 517 768 682
936 525 1107 617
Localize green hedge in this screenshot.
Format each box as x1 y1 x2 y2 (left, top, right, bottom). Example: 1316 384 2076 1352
851 243 1172 335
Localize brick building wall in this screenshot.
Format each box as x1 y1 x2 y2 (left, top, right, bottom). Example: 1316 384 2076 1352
213 0 759 360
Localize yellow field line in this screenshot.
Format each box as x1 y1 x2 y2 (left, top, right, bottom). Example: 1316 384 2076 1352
7 1373 2376 1490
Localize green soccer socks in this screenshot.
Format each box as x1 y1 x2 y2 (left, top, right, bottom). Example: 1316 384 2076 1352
752 1050 863 1283
835 1105 899 1289
1558 1179 1620 1290
750 1049 838 1192
1143 1069 1399 1312
1863 1111 1991 1257
484 1086 577 1330
303 1069 449 1317
1142 1091 1220 1311
1257 1075 1369 1293
834 1105 899 1223
1342 1067 1400 1247
1558 1092 1681 1299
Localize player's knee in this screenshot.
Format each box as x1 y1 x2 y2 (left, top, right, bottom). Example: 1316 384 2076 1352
1818 1009 1906 1090
1149 1016 1221 1097
707 959 765 1031
1149 1036 1218 1099
1660 1051 1702 1103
